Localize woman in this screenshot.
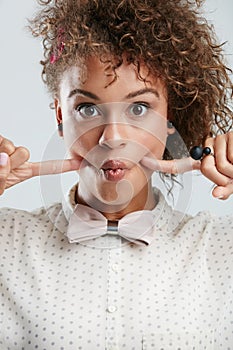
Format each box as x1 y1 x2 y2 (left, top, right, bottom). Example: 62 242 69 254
0 0 233 349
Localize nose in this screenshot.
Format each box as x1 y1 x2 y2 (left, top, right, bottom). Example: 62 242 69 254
99 122 127 149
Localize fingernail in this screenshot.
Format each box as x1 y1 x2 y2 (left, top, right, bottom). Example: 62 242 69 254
217 195 224 199
0 153 8 166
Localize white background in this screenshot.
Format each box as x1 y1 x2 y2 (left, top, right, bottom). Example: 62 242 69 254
0 0 232 216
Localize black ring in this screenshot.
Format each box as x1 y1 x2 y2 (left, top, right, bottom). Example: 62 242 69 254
190 146 214 160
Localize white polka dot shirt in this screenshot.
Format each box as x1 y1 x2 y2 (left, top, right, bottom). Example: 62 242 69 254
0 184 232 350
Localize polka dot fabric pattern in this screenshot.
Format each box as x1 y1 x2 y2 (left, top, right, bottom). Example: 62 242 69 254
0 187 232 349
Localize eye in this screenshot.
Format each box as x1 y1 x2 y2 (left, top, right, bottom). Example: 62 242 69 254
127 103 149 117
76 103 101 118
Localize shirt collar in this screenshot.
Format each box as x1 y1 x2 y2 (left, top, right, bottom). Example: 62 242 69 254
62 183 175 233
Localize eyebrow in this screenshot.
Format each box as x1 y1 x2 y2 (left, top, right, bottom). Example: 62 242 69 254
68 89 101 100
67 87 160 100
125 88 160 100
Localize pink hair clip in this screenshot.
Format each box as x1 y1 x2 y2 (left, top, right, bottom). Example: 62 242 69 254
50 28 65 64
50 41 65 64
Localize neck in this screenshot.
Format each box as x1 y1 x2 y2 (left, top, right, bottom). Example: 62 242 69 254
75 181 156 221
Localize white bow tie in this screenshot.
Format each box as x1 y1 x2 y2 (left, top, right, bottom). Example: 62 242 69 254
66 203 156 246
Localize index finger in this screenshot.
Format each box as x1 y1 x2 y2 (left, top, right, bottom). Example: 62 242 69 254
141 156 201 174
30 158 81 177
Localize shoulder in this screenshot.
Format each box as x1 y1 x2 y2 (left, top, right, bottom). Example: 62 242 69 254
171 209 233 256
200 212 233 290
192 210 233 241
204 212 233 257
184 210 233 270
171 209 233 288
175 208 233 237
0 202 63 226
0 202 66 247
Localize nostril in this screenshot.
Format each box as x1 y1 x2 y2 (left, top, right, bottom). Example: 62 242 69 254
98 137 127 149
98 122 129 149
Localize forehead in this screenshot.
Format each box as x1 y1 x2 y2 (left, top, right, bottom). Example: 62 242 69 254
59 56 166 99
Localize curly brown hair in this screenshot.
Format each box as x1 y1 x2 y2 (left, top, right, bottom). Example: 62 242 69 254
29 0 233 158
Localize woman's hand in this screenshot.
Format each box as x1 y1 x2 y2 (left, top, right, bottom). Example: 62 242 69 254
141 131 233 200
0 135 81 195
201 132 233 200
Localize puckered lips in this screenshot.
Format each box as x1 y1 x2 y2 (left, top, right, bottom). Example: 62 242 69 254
100 160 128 182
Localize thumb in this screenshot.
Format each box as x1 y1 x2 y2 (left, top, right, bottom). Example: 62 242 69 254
30 158 81 177
212 182 233 200
141 156 201 174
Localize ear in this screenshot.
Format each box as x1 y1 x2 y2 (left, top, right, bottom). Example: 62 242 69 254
54 98 63 137
167 120 176 135
167 106 175 136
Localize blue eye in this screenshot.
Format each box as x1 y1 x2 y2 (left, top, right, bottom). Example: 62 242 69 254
127 103 148 117
76 104 101 118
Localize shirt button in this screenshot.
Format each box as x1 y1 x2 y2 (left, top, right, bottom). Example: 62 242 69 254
107 305 117 313
111 263 119 272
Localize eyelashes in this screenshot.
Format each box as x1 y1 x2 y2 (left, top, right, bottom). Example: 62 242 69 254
76 103 101 118
127 103 149 117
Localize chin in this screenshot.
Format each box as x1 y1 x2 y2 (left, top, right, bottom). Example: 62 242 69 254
95 178 133 203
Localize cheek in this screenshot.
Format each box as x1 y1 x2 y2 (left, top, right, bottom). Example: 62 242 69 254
143 136 166 159
69 137 92 158
67 128 100 159
136 124 167 159
150 139 166 159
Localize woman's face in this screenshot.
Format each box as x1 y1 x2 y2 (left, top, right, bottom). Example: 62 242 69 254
56 57 169 212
